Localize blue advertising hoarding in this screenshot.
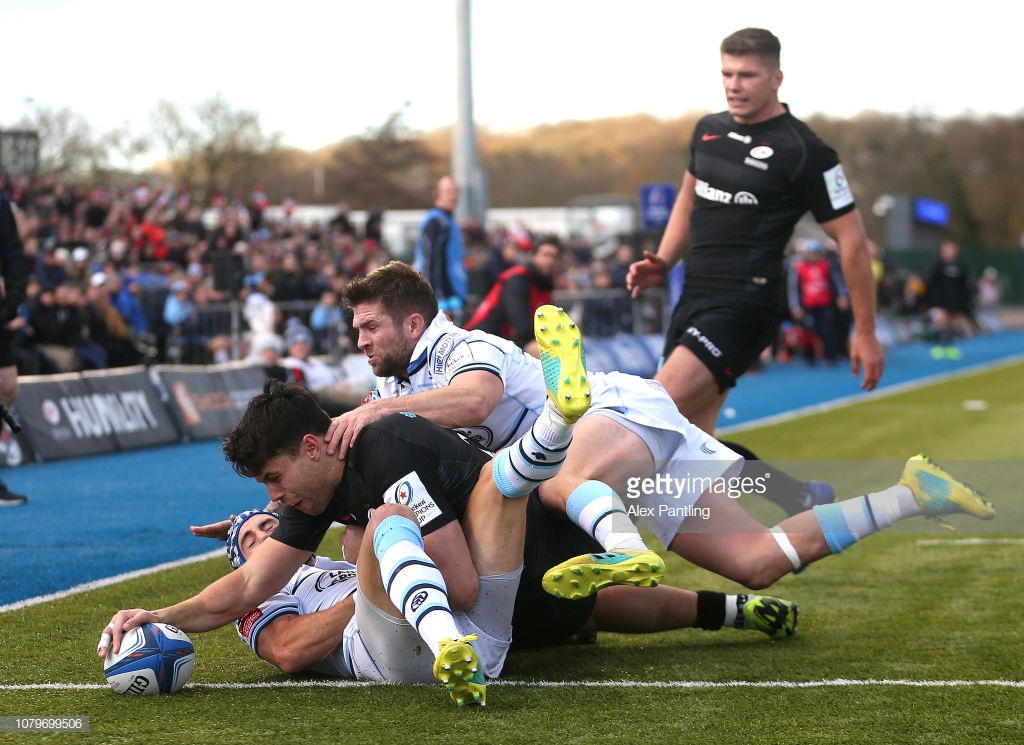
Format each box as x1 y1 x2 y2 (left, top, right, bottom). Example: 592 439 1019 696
639 182 677 230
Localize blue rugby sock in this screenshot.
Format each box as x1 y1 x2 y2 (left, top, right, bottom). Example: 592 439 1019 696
566 480 647 552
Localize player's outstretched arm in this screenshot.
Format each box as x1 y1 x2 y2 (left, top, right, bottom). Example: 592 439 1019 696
255 598 356 673
99 538 310 655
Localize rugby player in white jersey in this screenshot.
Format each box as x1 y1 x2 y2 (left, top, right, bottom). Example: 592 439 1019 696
325 262 995 599
222 505 798 677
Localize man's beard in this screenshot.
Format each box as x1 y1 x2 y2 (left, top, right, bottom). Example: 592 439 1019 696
370 343 415 378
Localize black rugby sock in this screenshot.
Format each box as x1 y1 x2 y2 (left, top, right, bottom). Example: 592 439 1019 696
695 590 726 630
720 440 809 512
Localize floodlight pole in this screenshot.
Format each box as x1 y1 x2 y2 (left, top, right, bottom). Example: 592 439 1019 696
453 0 487 226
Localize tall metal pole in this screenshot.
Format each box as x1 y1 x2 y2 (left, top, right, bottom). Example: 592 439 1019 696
453 0 487 225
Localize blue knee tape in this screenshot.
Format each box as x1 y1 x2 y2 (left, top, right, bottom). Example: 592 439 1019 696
372 514 424 559
566 480 614 524
491 449 526 499
812 503 857 554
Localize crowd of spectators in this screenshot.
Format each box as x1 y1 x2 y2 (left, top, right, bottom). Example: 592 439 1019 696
768 236 1007 368
0 170 1007 383
0 172 393 374
0 171 646 382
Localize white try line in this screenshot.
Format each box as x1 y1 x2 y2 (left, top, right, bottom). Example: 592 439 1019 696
916 537 1024 546
4 678 1024 691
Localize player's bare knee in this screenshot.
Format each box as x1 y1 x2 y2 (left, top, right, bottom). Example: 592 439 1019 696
367 502 416 529
538 480 571 511
448 580 479 613
722 539 789 590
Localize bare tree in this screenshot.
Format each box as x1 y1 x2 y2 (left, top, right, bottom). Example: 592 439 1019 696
99 123 152 174
327 107 440 208
15 102 106 176
149 93 281 198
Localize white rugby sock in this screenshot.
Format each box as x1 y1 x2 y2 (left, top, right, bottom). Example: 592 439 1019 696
491 401 572 499
373 514 460 658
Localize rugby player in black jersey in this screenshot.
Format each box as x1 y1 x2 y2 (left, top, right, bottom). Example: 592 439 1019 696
102 306 682 707
628 27 886 517
215 500 798 680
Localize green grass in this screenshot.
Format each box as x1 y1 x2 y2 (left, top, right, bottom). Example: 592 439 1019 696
3 363 1024 744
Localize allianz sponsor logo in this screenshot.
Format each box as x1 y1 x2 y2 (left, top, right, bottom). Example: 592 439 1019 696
686 326 723 358
695 179 758 206
46 390 161 439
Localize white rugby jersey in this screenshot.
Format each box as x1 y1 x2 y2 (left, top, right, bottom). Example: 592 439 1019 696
236 556 358 677
370 312 689 454
372 312 548 450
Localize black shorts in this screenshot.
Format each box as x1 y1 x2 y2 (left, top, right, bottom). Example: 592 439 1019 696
511 492 600 648
663 293 783 393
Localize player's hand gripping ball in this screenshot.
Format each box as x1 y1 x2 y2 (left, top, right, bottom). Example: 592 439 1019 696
103 622 195 694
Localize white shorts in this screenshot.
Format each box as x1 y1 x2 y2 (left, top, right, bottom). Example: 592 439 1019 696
343 566 522 683
584 371 744 547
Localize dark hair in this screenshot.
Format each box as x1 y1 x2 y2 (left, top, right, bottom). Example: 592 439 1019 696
533 236 562 254
341 260 439 325
720 28 781 68
222 379 330 479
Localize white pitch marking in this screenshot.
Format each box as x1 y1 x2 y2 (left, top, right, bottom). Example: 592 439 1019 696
5 678 1024 691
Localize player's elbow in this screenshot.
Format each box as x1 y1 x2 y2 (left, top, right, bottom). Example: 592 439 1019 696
272 646 319 675
458 391 499 426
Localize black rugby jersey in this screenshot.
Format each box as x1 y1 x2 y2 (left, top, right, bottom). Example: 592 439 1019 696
271 412 492 553
684 108 855 306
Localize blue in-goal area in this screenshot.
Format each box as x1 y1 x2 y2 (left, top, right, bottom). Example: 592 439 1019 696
1 329 1022 607
0 439 265 607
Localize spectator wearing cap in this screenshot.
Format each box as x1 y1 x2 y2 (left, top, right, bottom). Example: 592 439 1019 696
68 246 92 283
243 332 288 382
85 272 144 368
162 278 204 363
163 279 195 325
280 323 363 416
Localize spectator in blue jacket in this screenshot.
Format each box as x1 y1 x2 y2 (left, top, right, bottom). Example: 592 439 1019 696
414 175 467 323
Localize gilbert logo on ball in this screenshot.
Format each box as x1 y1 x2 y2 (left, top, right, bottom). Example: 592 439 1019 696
103 623 195 694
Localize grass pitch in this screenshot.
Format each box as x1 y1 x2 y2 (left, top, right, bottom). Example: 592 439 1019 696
2 361 1023 744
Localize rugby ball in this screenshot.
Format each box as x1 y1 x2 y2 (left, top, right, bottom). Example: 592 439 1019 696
103 622 195 694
